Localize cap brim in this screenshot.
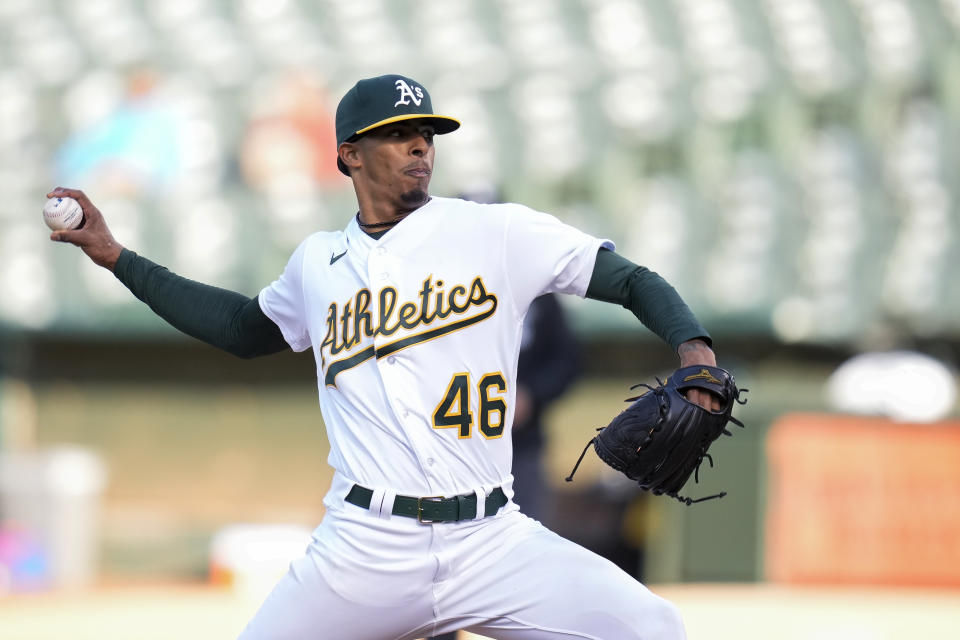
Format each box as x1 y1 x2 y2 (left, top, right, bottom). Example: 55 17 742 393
339 114 461 176
354 114 461 137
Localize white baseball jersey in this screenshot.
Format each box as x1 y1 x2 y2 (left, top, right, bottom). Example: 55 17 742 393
259 196 612 498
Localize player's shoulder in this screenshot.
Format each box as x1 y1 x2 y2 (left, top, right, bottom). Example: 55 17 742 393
299 229 345 249
285 230 346 264
429 196 541 223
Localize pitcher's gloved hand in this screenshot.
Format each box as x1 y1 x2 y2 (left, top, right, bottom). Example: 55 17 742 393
566 366 747 505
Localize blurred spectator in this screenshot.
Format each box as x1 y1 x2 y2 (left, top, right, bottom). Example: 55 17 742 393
551 472 649 583
511 293 583 523
55 70 183 194
239 72 340 191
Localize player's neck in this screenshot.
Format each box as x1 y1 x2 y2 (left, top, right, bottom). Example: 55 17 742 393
354 192 430 232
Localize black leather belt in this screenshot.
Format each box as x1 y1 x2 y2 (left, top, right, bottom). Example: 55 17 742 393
345 485 508 523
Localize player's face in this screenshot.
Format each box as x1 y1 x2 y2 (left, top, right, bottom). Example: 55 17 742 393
356 120 436 208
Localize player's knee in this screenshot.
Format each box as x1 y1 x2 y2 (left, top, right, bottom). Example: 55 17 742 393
641 597 685 640
615 594 684 640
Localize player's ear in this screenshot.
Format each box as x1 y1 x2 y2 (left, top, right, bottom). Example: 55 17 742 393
338 142 361 174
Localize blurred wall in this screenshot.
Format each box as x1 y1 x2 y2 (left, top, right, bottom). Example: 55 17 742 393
2 0 960 586
0 0 957 344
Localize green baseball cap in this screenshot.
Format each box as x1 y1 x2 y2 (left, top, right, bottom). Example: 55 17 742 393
335 74 460 175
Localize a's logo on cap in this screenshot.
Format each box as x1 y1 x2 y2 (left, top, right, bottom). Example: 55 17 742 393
394 79 424 107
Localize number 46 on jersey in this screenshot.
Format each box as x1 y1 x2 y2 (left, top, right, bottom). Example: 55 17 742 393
433 372 507 439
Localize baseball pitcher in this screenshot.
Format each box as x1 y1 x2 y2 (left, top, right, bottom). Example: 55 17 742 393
47 74 738 639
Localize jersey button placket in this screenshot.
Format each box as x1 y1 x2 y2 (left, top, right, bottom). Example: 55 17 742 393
366 251 388 286
369 249 436 485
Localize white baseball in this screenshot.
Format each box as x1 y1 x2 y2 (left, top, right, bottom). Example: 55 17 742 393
43 196 84 231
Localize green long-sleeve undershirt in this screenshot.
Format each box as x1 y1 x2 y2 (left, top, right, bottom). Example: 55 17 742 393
112 247 709 358
587 248 710 350
113 249 288 358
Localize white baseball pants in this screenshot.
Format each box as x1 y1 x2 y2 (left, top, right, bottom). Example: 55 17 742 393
238 477 685 640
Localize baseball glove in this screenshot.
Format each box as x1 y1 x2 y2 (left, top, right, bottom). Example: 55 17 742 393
565 365 746 505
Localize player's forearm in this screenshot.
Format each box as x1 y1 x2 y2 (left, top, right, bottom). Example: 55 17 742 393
113 249 289 358
585 248 710 351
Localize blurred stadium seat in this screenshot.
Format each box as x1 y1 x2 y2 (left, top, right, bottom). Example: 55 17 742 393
0 0 957 343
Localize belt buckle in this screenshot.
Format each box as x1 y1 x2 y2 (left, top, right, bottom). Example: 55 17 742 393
417 495 445 524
